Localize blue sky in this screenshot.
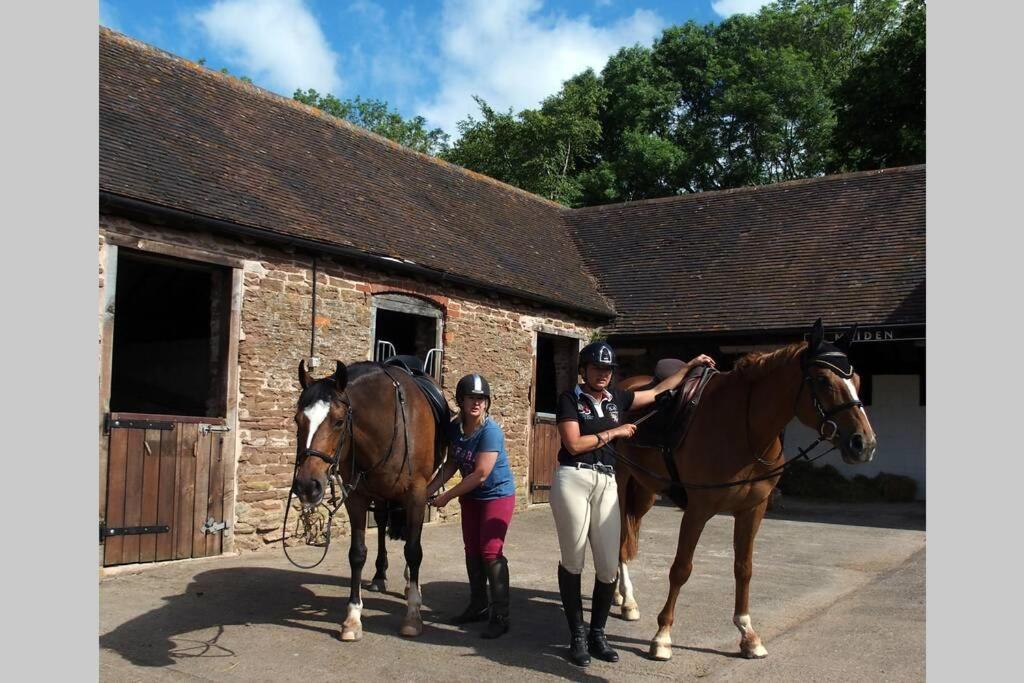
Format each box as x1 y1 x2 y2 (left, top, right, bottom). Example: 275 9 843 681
100 0 770 137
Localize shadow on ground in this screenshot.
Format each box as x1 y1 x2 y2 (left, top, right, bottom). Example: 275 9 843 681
651 496 925 531
100 568 715 681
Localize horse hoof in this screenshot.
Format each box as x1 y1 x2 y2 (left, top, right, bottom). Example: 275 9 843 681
649 641 673 661
621 605 640 621
742 643 768 659
366 580 387 593
399 619 423 637
613 591 624 606
340 624 362 642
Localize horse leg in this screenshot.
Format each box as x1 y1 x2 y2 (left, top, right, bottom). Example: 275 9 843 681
733 498 769 659
366 502 389 592
650 508 712 661
617 471 655 621
399 489 427 637
341 497 369 642
617 561 640 621
614 472 630 608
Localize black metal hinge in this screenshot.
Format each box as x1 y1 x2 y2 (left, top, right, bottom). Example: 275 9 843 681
107 417 176 431
99 525 170 542
530 484 552 492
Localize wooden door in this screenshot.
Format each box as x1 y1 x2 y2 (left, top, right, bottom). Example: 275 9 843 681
101 412 229 566
529 415 560 504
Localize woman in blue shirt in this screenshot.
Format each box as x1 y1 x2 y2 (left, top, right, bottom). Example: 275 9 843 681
427 373 515 639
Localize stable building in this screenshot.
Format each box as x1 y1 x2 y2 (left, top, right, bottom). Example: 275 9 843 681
98 28 926 568
566 167 926 497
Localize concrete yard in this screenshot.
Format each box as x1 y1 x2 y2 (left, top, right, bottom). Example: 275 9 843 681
100 499 925 682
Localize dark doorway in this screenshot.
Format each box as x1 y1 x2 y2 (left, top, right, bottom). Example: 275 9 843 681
110 250 231 417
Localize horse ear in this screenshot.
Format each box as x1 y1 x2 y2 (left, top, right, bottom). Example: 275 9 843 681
810 319 824 351
836 323 858 353
334 361 348 392
299 359 313 389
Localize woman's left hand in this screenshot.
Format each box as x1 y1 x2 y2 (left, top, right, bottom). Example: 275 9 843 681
430 491 453 508
689 354 716 369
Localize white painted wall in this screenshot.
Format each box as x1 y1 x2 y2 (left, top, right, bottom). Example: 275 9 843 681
784 374 926 499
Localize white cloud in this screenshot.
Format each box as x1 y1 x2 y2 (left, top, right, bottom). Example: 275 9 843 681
711 0 772 18
195 0 341 95
417 0 662 136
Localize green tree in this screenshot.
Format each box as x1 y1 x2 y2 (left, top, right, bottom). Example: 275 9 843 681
443 0 921 206
293 90 450 156
443 70 605 205
829 0 925 170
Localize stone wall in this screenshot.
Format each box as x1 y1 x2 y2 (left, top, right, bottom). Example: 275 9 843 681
99 215 600 552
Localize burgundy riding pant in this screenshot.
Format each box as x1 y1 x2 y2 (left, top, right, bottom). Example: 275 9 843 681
459 494 515 561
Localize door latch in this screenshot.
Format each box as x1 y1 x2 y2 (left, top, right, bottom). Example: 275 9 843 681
201 517 228 534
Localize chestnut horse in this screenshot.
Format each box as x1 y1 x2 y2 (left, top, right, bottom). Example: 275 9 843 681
291 360 444 640
612 320 876 660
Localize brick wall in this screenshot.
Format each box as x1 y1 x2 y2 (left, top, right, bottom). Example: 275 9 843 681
99 215 600 552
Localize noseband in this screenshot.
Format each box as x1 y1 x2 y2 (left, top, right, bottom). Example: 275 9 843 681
799 350 863 440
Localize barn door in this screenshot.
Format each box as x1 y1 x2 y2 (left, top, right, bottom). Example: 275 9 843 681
529 415 559 503
99 246 237 567
102 414 229 566
529 333 580 504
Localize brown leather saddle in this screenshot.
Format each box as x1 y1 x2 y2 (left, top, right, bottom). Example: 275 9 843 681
630 359 717 451
625 360 717 509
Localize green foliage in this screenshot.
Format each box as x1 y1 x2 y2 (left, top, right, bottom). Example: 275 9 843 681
445 0 923 206
829 0 925 170
442 71 606 205
293 90 450 156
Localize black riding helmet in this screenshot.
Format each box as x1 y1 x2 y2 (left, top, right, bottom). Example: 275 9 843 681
578 341 618 372
455 373 491 411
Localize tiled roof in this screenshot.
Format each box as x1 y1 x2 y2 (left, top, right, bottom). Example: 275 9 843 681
565 166 925 335
99 28 614 317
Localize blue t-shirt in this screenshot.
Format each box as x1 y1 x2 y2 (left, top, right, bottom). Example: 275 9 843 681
446 416 516 501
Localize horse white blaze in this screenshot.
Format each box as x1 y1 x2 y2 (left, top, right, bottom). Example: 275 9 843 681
303 400 330 449
843 379 864 412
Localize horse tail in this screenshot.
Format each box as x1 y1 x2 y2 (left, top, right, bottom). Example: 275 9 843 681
386 503 408 541
621 474 654 563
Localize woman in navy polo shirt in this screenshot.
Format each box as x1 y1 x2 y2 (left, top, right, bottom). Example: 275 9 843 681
553 341 715 666
427 373 515 639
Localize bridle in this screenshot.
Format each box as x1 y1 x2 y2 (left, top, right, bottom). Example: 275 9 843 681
798 350 863 442
283 365 411 569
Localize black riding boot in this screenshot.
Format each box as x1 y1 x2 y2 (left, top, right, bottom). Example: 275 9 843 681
587 578 620 662
451 555 489 625
481 556 510 639
557 565 591 667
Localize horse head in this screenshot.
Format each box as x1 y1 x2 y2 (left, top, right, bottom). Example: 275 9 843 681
292 359 352 507
795 319 877 464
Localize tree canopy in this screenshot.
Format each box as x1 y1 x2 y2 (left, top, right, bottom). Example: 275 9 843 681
293 90 450 157
443 0 924 206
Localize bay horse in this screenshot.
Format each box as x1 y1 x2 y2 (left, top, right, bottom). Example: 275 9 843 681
291 360 445 640
611 320 876 660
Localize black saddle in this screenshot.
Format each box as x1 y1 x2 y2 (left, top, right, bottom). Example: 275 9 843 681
382 356 451 428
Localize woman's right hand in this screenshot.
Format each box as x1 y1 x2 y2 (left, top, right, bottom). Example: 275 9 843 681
612 423 637 439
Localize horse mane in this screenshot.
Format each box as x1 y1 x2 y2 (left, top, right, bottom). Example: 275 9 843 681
296 361 381 409
730 342 807 381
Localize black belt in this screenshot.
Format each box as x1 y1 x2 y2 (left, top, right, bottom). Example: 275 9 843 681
562 462 615 476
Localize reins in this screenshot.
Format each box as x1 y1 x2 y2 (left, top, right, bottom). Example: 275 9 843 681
282 365 411 569
608 353 859 496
